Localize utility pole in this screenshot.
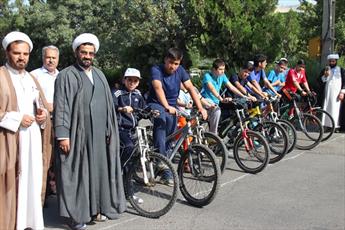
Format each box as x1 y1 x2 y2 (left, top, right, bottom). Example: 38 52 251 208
321 0 336 66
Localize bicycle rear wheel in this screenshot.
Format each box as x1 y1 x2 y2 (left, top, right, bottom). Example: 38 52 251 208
310 108 335 142
125 151 178 218
178 144 220 207
290 113 324 150
277 119 297 153
201 131 228 174
233 130 270 174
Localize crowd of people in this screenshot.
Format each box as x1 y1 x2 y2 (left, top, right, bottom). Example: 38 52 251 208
0 30 344 230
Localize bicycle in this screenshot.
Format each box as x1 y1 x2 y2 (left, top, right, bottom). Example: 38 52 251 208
220 98 270 173
178 107 228 174
299 91 335 142
163 109 221 207
121 108 179 218
261 95 297 153
279 90 324 150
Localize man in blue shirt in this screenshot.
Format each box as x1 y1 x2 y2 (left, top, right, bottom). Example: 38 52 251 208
147 48 207 186
228 62 266 99
200 59 247 134
248 54 281 97
264 60 287 95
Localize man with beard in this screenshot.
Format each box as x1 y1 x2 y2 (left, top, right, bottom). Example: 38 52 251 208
0 31 50 230
319 54 345 132
54 33 126 230
31 45 60 204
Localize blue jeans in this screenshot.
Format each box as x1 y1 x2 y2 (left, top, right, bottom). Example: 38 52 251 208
148 103 176 179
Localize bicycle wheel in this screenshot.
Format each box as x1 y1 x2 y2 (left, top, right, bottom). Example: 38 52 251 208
233 130 270 174
125 151 178 218
178 144 220 207
276 119 297 153
253 121 288 164
201 131 228 174
290 113 324 150
310 108 335 142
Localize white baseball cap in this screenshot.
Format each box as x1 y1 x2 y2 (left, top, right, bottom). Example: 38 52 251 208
124 68 141 79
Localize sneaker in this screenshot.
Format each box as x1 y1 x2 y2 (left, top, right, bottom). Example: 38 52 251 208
94 213 108 222
156 161 169 173
159 177 174 187
133 195 144 204
253 140 262 148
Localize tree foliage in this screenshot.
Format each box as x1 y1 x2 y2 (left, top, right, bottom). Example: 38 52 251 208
0 0 343 83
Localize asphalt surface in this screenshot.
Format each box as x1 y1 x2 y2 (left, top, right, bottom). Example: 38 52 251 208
44 133 345 230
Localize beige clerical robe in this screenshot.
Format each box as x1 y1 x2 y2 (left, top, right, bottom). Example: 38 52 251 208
0 66 51 230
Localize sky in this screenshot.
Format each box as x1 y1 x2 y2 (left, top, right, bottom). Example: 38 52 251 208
278 0 316 6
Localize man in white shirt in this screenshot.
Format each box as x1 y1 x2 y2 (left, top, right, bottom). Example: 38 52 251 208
31 45 59 112
31 45 59 205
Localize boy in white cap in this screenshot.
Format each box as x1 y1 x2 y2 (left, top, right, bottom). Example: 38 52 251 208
0 31 50 230
113 68 146 168
54 33 126 229
320 54 345 132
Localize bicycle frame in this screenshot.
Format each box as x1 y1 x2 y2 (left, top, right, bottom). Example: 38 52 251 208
136 126 155 185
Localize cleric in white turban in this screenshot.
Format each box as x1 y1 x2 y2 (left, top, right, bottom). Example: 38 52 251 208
72 33 100 53
327 53 339 60
321 52 345 132
54 31 126 228
2 31 33 52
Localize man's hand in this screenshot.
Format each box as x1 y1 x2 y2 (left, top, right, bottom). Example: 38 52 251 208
248 95 257 102
338 93 344 101
301 91 308 96
35 108 47 124
166 106 177 115
123 106 133 113
222 97 232 103
58 139 70 155
21 114 35 128
199 108 208 120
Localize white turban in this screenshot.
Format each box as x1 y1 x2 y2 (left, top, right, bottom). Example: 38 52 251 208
327 54 339 60
72 33 100 53
2 31 33 52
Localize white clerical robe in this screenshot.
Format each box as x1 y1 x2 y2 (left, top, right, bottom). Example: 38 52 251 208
0 64 44 230
322 66 342 128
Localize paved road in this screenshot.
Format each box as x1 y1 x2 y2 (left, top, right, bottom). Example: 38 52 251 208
44 133 345 230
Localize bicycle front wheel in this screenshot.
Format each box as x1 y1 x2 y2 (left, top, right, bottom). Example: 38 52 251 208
201 131 228 174
125 151 178 218
178 144 220 207
310 108 335 142
233 130 270 174
290 113 324 150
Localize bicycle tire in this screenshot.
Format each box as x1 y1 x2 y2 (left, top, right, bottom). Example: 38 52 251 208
253 121 288 164
276 119 297 153
233 130 270 174
125 151 178 218
290 113 324 150
178 144 220 207
310 108 335 142
201 131 228 174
